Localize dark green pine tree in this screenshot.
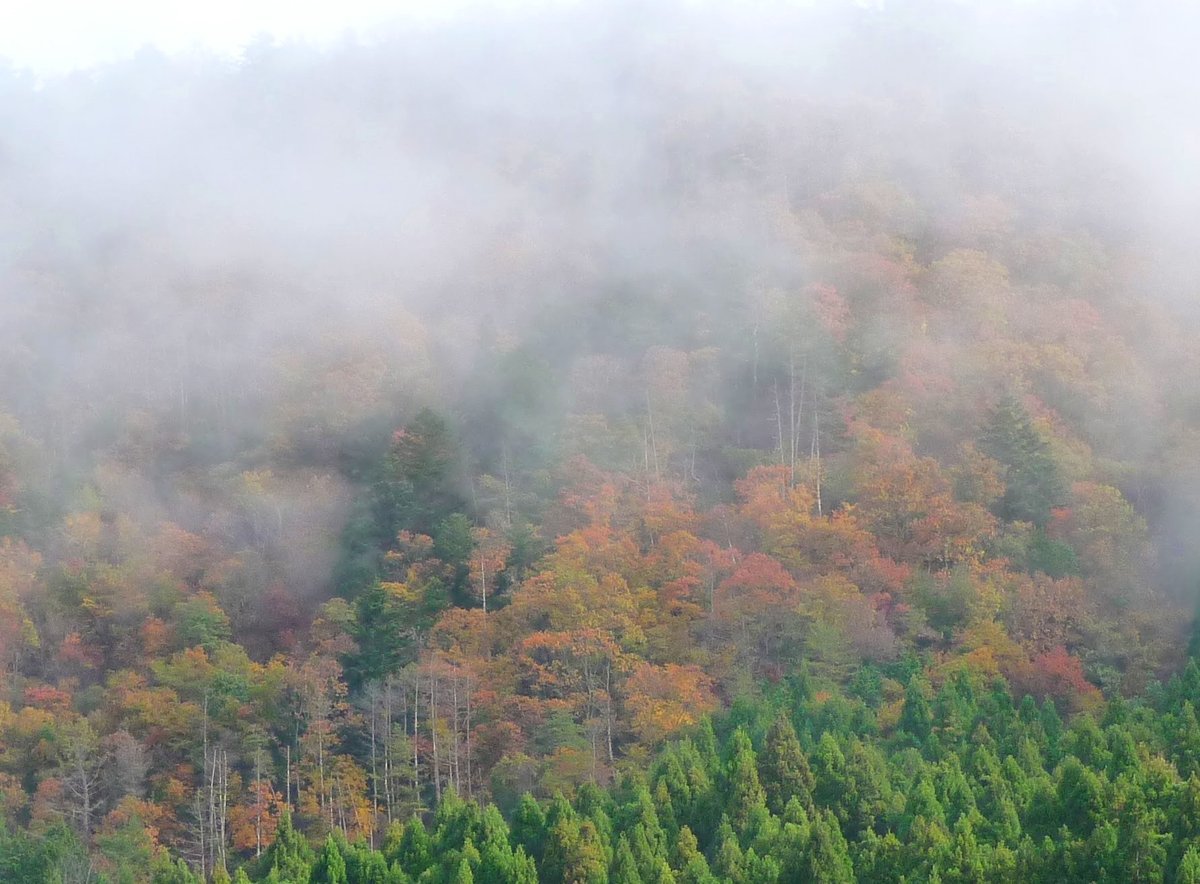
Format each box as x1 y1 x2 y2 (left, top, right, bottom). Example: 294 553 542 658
1040 699 1064 763
811 733 849 814
900 776 946 840
311 835 349 884
610 836 643 884
510 794 548 867
724 730 768 839
434 512 476 603
1056 758 1105 837
510 848 539 884
694 721 721 778
980 395 1065 526
345 844 390 884
346 581 416 686
265 809 314 884
1174 703 1200 779
1078 820 1118 883
393 816 434 879
476 804 533 884
1115 787 1169 884
853 830 906 884
740 849 779 884
453 857 475 884
673 828 717 884
804 810 855 884
1177 845 1200 883
619 787 667 873
900 676 934 744
710 819 746 884
1183 660 1200 707
542 815 608 884
646 858 677 884
945 817 987 882
150 857 203 884
759 715 815 815
844 738 892 838
627 825 661 883
386 407 468 535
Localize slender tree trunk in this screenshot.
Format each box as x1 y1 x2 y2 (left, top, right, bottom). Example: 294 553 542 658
501 447 513 528
450 674 460 796
645 388 661 482
413 679 420 799
254 748 264 857
430 668 441 802
811 411 822 516
464 672 473 799
789 351 808 487
774 382 786 469
369 690 379 843
218 749 229 874
605 663 615 767
201 695 210 878
383 683 394 825
752 321 760 389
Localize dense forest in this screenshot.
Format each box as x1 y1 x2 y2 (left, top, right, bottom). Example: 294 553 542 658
3 2 1200 881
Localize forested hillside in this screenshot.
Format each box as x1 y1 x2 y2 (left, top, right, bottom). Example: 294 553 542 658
2 2 1200 881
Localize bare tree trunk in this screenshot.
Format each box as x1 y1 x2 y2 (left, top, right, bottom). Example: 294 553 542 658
789 351 808 487
774 381 786 469
645 388 661 482
192 789 207 881
383 682 394 825
218 749 229 875
502 447 513 528
254 748 264 858
201 695 210 877
412 678 420 799
752 321 760 390
369 689 379 844
450 674 460 796
429 668 441 803
811 410 822 516
317 717 331 830
64 738 99 840
207 749 219 875
464 671 473 799
605 663 615 767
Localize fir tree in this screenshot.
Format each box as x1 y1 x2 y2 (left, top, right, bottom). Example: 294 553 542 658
759 715 815 815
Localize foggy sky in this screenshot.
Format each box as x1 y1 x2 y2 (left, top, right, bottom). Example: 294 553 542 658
2 0 1199 598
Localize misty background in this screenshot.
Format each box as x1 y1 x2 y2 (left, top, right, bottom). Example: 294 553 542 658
2 0 1199 617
